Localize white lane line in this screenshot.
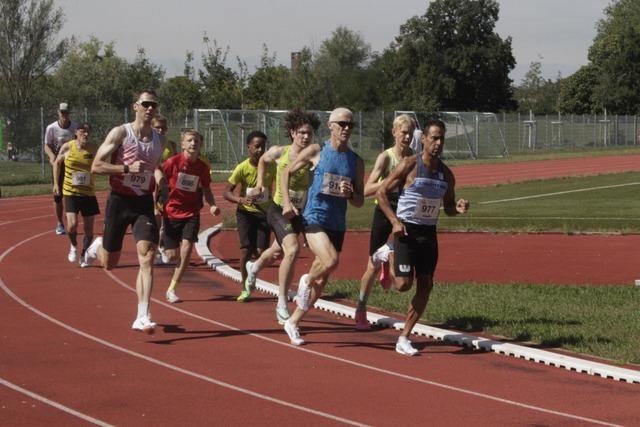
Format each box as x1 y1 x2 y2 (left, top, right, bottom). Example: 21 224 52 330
0 377 113 427
105 268 623 425
0 214 52 227
450 216 640 221
478 182 640 205
0 234 369 426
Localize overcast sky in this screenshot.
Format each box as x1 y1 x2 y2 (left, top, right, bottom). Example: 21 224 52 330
53 0 611 84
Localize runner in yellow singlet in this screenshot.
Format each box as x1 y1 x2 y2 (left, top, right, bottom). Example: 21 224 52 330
52 122 100 266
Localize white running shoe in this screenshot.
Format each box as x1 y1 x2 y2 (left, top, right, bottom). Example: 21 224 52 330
372 242 394 267
284 320 304 346
295 274 311 311
79 252 90 268
160 247 171 264
276 304 290 325
84 236 103 265
166 290 180 303
245 260 256 291
67 245 77 262
131 315 157 334
55 223 66 235
395 336 418 356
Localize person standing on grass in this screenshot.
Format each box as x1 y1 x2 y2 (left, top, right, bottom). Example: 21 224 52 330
83 89 165 334
281 107 365 346
239 109 320 326
223 131 276 300
354 114 415 330
52 122 99 266
375 118 469 356
161 129 220 303
44 103 78 235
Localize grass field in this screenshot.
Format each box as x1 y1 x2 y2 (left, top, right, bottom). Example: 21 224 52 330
2 154 639 365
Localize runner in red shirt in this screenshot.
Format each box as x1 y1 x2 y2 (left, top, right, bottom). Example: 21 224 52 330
162 129 220 303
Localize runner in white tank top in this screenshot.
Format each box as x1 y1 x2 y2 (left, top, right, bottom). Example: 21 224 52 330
83 89 166 335
376 118 470 356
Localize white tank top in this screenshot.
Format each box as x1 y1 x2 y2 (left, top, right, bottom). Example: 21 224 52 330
109 123 163 196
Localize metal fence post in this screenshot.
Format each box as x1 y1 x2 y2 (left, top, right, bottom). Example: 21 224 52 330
40 107 45 179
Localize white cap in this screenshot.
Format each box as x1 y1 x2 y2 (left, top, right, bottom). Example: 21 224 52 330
59 103 70 112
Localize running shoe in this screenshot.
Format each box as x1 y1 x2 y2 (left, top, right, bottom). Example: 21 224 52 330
67 245 77 263
166 290 180 303
131 315 157 334
395 336 418 356
276 304 290 325
236 290 251 302
284 320 304 346
379 261 391 290
245 260 257 291
295 274 311 311
55 223 66 235
84 236 103 266
355 308 370 330
79 252 90 268
160 247 171 264
371 242 393 266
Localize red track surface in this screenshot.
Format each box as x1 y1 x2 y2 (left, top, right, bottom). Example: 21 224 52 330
1 155 639 425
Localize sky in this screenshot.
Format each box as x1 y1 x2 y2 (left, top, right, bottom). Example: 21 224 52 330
53 0 611 84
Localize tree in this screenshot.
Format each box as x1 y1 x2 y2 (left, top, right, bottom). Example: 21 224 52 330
282 47 316 109
557 65 599 114
158 52 202 114
245 45 290 110
587 0 640 113
0 0 70 109
311 26 373 109
198 36 240 109
125 47 164 95
379 0 515 111
514 60 561 114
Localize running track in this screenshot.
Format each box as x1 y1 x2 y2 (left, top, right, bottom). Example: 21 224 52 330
1 154 639 426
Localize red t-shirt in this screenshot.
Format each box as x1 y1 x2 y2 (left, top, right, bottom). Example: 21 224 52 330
162 153 211 219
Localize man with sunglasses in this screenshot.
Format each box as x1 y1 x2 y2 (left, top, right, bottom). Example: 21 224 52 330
280 107 365 346
83 89 165 334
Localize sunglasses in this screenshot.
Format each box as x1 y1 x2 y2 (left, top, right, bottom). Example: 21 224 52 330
331 121 356 129
137 101 158 109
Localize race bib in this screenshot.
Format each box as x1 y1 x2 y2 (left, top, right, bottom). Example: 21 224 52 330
176 172 199 192
414 197 441 220
123 171 151 191
288 189 306 209
71 171 90 186
247 186 268 204
321 173 350 198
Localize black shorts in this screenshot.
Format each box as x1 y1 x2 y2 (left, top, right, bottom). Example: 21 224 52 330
102 192 159 252
64 195 100 217
266 203 304 245
53 165 64 203
304 224 345 252
162 216 200 249
394 222 438 277
236 209 270 251
369 205 394 255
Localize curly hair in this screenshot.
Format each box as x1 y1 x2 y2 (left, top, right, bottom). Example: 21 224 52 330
283 108 321 139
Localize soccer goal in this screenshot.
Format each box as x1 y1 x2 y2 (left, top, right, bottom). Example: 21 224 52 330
395 110 508 159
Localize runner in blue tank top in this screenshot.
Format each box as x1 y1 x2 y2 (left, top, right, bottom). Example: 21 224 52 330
376 118 470 356
279 107 365 346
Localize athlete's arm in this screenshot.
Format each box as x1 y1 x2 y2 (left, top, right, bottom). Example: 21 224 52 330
203 186 221 216
364 151 390 198
43 126 56 165
349 156 365 207
377 156 416 236
281 143 320 217
442 167 469 216
52 142 69 195
256 146 281 190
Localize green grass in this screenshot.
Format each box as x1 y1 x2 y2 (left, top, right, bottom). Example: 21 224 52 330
325 280 640 365
346 172 640 233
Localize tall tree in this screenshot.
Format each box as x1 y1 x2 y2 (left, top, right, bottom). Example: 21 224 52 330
311 26 372 109
557 65 599 114
514 60 561 114
0 0 70 109
198 35 240 109
158 51 202 113
588 0 640 114
245 45 289 110
379 0 515 111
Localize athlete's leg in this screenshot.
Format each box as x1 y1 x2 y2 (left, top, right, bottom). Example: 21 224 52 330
400 273 433 338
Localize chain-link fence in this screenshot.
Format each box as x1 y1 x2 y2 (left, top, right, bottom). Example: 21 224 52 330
2 107 638 175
